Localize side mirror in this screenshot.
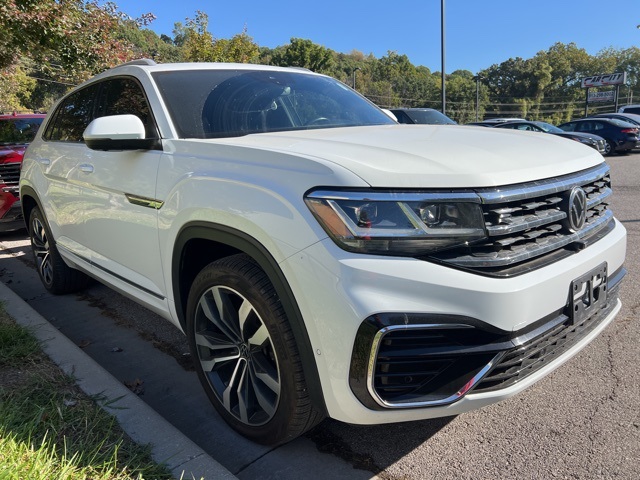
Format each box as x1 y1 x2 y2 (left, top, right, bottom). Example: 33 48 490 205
83 114 160 151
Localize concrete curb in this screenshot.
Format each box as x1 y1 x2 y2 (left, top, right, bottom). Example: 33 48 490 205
0 280 237 480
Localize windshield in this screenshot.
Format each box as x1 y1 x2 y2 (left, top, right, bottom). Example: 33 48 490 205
533 121 563 133
152 69 395 138
0 117 44 145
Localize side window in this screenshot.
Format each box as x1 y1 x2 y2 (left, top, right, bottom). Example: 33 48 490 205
593 122 604 131
394 111 412 124
44 84 99 142
95 78 157 138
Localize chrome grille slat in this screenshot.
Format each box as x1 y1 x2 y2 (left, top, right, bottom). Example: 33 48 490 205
0 162 21 187
487 209 567 235
448 210 613 267
477 163 610 204
431 164 614 271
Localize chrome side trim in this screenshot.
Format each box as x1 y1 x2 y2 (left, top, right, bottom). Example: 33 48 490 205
125 193 164 210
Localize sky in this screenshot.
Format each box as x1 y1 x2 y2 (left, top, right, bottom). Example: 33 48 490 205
109 0 640 73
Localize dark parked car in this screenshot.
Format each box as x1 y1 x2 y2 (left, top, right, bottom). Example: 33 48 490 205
390 108 457 125
591 112 640 128
0 113 46 232
557 118 639 155
493 120 606 154
618 104 640 115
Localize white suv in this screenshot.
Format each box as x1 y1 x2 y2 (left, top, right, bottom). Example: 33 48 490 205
20 60 627 445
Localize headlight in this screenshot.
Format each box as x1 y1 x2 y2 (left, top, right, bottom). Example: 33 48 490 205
305 190 487 255
575 137 595 145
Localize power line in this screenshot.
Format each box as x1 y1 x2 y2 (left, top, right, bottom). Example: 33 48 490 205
30 77 78 87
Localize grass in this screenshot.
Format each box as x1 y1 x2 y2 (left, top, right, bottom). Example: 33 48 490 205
0 305 172 480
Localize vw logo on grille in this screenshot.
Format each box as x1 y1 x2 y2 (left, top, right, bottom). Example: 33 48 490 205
566 186 587 232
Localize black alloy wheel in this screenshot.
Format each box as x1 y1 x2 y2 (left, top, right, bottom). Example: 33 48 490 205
28 207 89 294
186 254 323 445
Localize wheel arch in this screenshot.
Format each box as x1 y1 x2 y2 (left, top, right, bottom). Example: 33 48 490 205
20 186 45 231
172 221 327 415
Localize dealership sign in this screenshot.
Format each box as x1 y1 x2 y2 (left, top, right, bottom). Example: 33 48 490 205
588 91 616 102
581 72 627 88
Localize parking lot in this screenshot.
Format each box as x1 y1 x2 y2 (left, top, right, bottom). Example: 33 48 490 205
1 153 639 479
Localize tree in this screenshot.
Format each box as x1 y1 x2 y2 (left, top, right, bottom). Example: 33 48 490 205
445 71 486 124
270 38 335 74
0 0 155 111
0 63 36 112
182 11 216 62
0 1 152 76
181 12 258 63
210 29 259 63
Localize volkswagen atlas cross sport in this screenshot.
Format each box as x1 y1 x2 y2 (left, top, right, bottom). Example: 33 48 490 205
20 60 626 445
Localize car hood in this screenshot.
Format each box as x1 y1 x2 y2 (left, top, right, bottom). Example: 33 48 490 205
199 124 605 188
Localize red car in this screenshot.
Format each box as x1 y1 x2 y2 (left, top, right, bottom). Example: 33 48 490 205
0 113 46 232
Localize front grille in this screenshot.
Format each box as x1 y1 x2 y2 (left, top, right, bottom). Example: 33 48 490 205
473 269 622 393
430 164 613 273
0 162 21 187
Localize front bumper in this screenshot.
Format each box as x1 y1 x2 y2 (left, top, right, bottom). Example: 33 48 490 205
0 190 24 232
615 139 639 151
281 218 626 425
349 265 624 410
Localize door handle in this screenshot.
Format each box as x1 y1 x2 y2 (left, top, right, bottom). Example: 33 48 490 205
79 164 94 173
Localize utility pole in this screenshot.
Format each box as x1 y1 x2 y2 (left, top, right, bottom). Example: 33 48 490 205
475 75 480 121
441 0 446 115
352 67 360 90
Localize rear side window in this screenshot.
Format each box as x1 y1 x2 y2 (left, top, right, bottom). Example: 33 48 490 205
44 77 156 142
44 84 99 142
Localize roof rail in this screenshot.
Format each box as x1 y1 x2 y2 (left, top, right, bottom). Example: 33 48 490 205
115 58 157 68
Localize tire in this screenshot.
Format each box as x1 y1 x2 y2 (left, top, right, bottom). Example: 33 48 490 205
603 139 615 156
28 207 90 294
186 254 323 445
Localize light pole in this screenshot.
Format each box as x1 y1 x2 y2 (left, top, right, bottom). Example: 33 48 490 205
475 75 481 121
441 0 446 115
352 67 361 90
